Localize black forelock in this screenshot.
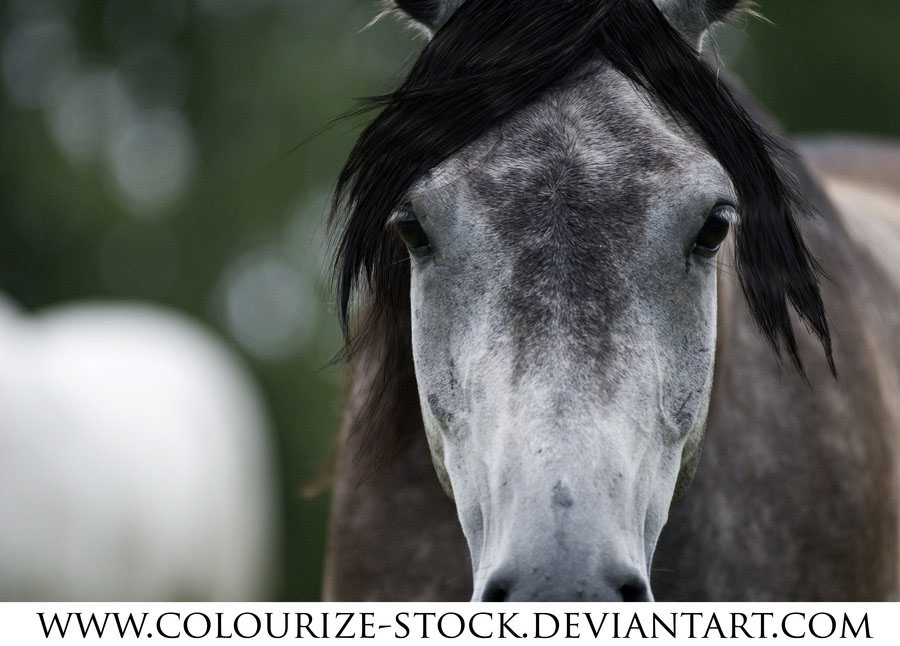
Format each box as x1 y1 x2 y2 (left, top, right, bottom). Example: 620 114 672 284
330 0 833 468
393 0 443 27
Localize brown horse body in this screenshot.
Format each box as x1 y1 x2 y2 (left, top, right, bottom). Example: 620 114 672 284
324 133 900 601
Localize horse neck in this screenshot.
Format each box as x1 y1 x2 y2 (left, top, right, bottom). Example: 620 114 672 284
323 343 471 601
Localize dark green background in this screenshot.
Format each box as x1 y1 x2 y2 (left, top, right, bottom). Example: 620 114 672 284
1 0 897 600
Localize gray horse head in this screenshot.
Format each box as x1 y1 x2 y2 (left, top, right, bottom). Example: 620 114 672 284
333 0 831 601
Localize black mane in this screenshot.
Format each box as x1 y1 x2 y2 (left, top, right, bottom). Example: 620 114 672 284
331 0 832 468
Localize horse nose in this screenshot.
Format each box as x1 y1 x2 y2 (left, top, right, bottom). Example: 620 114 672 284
619 578 653 602
481 577 512 602
478 568 652 602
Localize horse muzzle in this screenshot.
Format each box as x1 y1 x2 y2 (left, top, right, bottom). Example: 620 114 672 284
473 562 653 602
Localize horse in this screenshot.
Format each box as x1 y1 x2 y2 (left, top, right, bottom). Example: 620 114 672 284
0 294 279 600
324 0 900 601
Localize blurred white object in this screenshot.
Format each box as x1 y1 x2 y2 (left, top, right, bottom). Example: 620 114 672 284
0 295 279 600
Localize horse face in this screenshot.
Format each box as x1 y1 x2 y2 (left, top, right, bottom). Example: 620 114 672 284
399 66 735 601
334 0 827 603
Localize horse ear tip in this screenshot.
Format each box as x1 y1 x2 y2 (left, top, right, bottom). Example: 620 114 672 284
706 0 752 21
392 0 442 29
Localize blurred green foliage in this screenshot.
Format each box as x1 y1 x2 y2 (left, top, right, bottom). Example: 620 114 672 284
0 0 896 600
717 0 899 137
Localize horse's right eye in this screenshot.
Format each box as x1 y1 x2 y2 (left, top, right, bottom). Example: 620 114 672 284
691 205 732 257
391 206 431 257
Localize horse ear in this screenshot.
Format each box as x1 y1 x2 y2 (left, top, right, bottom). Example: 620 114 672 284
390 0 464 34
655 0 745 49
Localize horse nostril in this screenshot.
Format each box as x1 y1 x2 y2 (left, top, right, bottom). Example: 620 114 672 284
619 580 650 602
482 579 511 602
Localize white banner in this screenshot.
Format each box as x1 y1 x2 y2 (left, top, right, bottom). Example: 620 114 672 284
0 603 892 644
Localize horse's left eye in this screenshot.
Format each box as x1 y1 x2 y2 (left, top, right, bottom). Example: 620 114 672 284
391 206 431 256
692 206 732 256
